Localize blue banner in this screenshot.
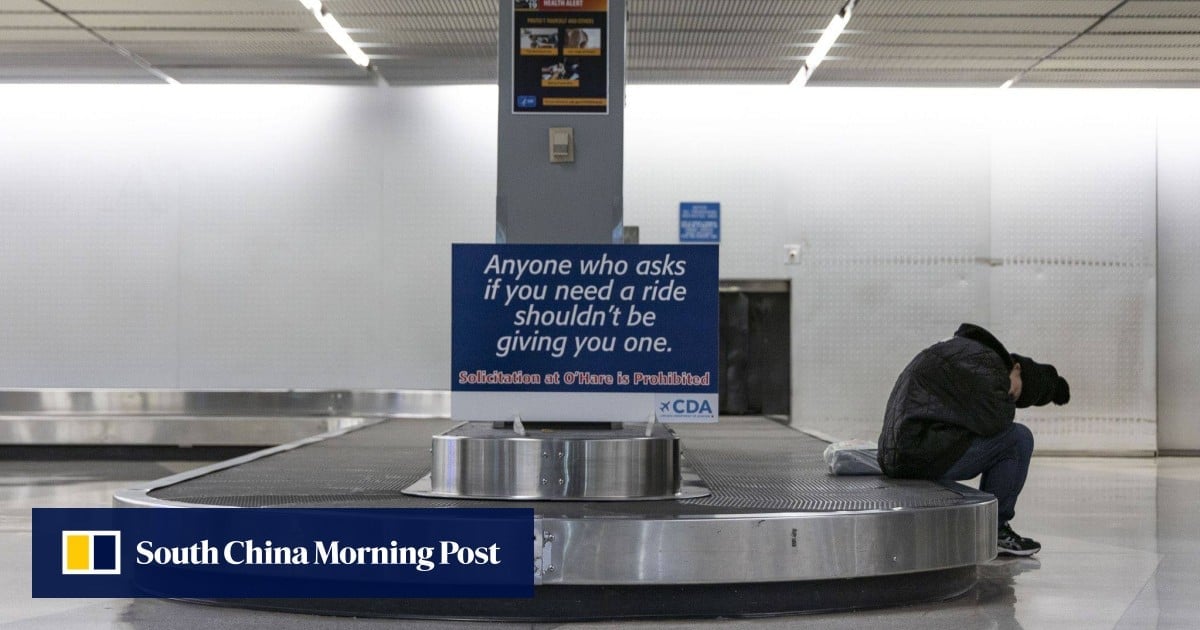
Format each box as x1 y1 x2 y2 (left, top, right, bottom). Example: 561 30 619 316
34 508 533 598
451 244 718 423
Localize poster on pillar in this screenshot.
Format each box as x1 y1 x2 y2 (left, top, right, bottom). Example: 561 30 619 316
451 244 718 423
513 0 608 114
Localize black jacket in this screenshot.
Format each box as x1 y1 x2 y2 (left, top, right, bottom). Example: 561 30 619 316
877 324 1016 479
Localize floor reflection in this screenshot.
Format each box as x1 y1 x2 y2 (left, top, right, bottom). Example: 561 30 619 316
1 457 1197 629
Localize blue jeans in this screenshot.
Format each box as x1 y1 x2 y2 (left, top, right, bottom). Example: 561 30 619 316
940 422 1034 525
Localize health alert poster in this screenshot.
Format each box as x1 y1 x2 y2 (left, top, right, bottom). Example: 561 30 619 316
513 0 608 114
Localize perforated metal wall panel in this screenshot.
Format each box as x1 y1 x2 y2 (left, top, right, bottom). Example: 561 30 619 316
0 85 496 389
0 85 1186 453
1156 114 1200 451
624 87 1165 452
0 88 179 385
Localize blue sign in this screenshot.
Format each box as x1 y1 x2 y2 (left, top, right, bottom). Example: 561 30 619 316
452 244 718 422
34 508 533 598
679 202 720 243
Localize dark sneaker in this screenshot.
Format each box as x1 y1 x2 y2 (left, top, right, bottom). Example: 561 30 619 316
997 523 1041 557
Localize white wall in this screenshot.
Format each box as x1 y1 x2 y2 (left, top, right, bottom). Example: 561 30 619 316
0 85 494 389
626 88 1163 452
0 84 1190 452
1158 107 1200 452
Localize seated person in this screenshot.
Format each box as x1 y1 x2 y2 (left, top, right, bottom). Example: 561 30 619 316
877 323 1070 556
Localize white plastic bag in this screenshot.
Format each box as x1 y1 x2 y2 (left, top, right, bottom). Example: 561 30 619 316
822 439 882 475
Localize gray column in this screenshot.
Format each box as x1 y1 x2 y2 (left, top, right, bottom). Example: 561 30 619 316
497 0 625 244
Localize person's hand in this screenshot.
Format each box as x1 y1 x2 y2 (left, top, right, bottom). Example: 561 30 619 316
1008 363 1022 401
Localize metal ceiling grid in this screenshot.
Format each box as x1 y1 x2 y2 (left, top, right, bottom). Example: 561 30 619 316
1015 1 1200 83
74 14 318 29
835 44 1061 60
0 13 74 27
847 16 1101 34
1019 68 1200 84
338 14 496 30
48 1 299 11
852 1 1123 17
1056 43 1200 57
813 67 1019 86
837 31 1078 47
629 68 798 83
327 0 497 14
1072 32 1200 45
1092 16 1200 31
628 0 845 16
0 39 157 82
2 0 52 10
165 65 374 84
812 1 1107 87
0 29 92 43
1113 1 1200 17
1 0 1199 85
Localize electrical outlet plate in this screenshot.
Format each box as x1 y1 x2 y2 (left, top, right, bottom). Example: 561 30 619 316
549 127 574 163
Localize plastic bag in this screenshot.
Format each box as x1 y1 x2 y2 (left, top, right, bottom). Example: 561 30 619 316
822 439 882 475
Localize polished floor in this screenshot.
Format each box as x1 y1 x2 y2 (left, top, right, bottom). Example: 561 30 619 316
3 454 1196 629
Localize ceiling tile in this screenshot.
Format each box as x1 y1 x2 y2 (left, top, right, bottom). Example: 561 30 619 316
629 0 843 16
631 68 796 83
52 1 300 12
1091 16 1200 31
1112 1 1200 17
0 28 93 42
810 67 1016 85
327 0 496 13
854 1 1120 17
850 15 1098 33
839 31 1076 47
74 13 318 29
1 0 52 10
1038 57 1200 70
1055 44 1200 58
164 65 375 83
0 13 76 27
1019 68 1200 84
1072 32 1200 45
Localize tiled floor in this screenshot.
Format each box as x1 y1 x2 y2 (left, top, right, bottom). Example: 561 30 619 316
3 456 1196 629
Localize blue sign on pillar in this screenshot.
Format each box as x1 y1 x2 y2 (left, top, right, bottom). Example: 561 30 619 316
679 202 720 243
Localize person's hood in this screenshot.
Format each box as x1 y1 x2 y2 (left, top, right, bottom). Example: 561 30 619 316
953 323 1015 371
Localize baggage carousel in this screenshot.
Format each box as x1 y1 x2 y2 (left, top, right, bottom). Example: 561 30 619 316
114 415 997 621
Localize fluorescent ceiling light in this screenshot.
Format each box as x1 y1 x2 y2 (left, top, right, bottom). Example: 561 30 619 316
298 0 370 68
791 0 855 87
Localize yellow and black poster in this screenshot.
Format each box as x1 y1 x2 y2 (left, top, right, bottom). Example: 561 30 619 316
513 0 608 114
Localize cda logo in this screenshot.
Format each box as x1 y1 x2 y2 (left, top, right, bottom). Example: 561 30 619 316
659 399 713 415
62 531 121 575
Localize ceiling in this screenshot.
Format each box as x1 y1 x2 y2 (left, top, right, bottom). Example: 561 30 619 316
2 0 1199 86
